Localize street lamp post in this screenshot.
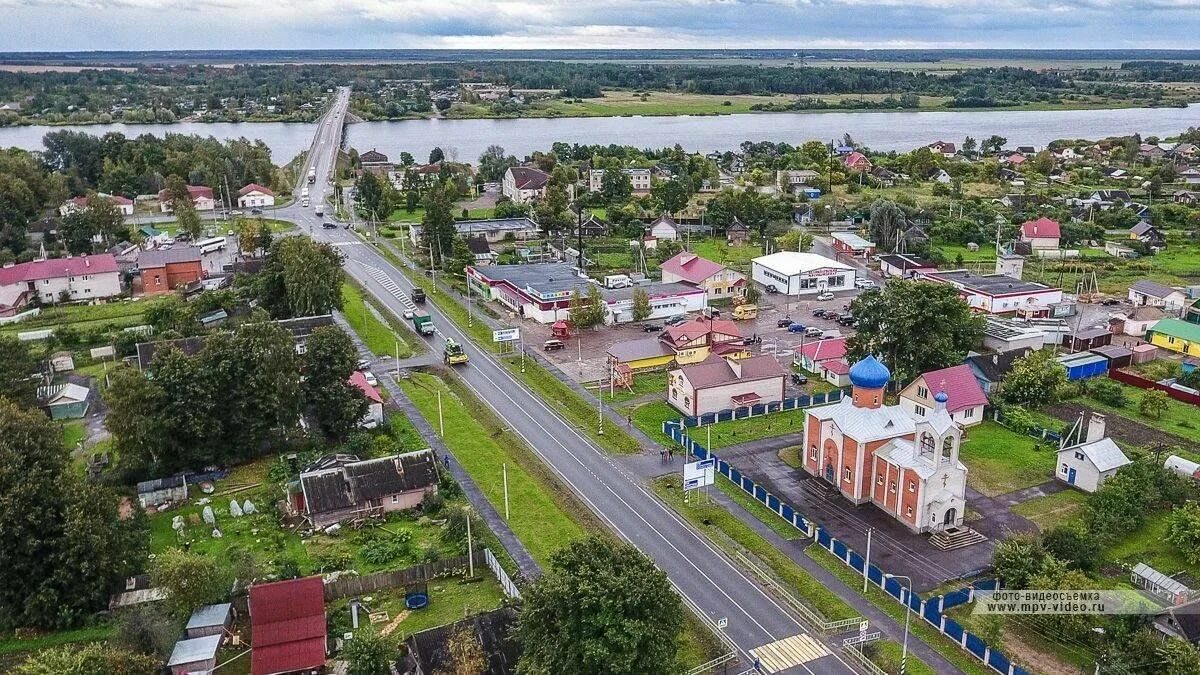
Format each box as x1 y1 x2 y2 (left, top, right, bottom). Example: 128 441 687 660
885 574 914 675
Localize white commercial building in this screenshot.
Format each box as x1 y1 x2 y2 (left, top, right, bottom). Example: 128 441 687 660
751 252 856 296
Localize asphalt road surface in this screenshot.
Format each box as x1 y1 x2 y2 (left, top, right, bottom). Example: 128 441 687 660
289 89 861 675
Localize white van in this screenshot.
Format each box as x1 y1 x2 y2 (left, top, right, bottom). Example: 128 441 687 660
603 274 633 289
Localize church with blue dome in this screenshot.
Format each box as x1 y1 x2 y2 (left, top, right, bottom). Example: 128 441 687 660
798 354 969 534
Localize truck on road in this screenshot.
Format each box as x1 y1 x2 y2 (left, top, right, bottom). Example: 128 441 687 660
411 310 434 336
307 168 316 184
443 338 469 366
411 288 426 304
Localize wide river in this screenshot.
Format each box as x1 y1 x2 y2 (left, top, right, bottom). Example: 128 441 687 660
1 105 1197 161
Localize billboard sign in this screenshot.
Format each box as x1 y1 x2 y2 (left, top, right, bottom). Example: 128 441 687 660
492 328 521 343
683 459 715 491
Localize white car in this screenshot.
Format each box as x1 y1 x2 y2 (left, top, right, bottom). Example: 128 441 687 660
363 371 378 387
403 310 415 320
855 279 876 289
816 291 835 301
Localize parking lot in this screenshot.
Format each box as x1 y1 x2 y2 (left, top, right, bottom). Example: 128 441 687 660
512 285 865 386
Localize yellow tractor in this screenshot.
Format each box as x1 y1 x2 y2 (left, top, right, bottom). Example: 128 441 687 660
443 338 469 366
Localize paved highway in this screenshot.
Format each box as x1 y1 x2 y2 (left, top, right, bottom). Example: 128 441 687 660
288 88 862 675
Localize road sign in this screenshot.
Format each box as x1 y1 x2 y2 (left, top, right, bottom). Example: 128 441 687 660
492 328 521 343
716 617 728 629
683 459 715 491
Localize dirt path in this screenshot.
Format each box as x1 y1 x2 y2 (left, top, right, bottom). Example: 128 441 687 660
1045 401 1188 448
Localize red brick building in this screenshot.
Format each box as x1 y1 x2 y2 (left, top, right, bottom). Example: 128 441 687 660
139 247 203 295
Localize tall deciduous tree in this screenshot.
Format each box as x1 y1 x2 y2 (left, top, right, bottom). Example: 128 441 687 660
567 284 606 329
600 168 633 204
0 334 39 406
867 199 907 252
302 326 366 441
631 287 651 322
516 537 683 674
478 145 517 183
1001 350 1068 409
164 174 202 240
257 237 344 318
651 178 688 215
846 280 984 386
0 399 147 630
421 179 458 267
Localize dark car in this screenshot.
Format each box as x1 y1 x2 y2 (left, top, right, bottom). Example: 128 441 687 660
791 373 808 385
641 323 662 332
765 284 779 294
838 314 856 326
543 339 566 352
250 208 263 215
811 308 828 318
787 322 806 333
1101 298 1121 306
824 311 843 322
742 334 762 346
777 317 793 328
321 221 337 229
665 314 689 327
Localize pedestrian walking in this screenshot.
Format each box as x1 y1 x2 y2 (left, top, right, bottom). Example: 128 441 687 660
442 454 451 468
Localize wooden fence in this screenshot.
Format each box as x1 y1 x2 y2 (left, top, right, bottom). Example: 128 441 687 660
324 552 483 601
1109 369 1200 407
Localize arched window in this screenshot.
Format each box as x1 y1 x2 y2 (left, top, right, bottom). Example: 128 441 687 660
942 436 954 459
919 433 935 455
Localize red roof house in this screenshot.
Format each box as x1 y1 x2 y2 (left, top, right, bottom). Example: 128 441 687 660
843 152 872 172
659 251 745 298
899 363 988 427
793 337 848 371
249 576 326 675
238 183 275 197
1018 217 1061 250
348 371 383 404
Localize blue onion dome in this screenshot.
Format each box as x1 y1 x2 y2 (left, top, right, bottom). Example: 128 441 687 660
934 391 949 404
849 355 891 389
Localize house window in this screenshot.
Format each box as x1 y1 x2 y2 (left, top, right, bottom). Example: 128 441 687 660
914 405 927 417
890 481 897 493
1074 451 1085 461
876 474 884 485
809 445 817 460
1061 463 1069 474
843 467 851 482
683 396 691 408
964 408 975 418
908 480 916 492
670 387 678 399
43 279 50 285
905 506 913 518
917 386 928 398
391 495 399 504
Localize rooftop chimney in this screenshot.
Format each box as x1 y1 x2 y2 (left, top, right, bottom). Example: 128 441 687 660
1087 413 1107 444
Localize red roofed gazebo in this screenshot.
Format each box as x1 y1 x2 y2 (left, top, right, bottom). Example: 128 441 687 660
249 576 327 675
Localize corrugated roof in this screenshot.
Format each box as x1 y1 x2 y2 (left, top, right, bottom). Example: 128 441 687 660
0 254 119 286
139 246 202 267
187 603 232 630
1150 318 1200 344
676 355 785 390
808 397 917 443
660 251 725 285
168 634 221 666
1131 280 1180 299
606 337 671 363
797 337 848 362
912 364 988 414
249 576 326 675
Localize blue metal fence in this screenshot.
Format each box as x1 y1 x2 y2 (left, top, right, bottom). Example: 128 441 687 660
662 418 1030 675
678 389 844 427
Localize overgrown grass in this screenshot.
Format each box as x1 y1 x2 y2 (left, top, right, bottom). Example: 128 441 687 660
959 421 1056 496
326 576 507 646
632 401 809 450
0 623 114 657
1104 510 1200 580
0 296 165 336
341 281 412 358
1011 489 1087 531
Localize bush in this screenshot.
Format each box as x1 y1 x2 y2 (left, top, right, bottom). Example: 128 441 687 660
359 530 413 565
1089 378 1128 407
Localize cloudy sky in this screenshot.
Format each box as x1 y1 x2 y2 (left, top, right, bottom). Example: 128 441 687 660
1 0 1198 51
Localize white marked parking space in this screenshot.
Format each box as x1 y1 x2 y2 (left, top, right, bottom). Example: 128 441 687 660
749 634 830 673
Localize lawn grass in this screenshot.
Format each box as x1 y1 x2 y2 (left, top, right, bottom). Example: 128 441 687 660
778 445 803 468
0 296 163 336
806 546 994 675
959 421 1056 497
608 370 668 405
326 576 508 646
689 237 763 272
1011 489 1087 531
341 281 412 358
1104 510 1200 580
0 623 114 657
932 243 998 265
715 476 803 542
400 372 589 564
60 419 86 451
632 401 808 450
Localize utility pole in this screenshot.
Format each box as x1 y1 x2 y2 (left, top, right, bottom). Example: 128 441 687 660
577 201 585 271
436 389 444 436
503 463 510 521
863 528 873 593
466 508 475 578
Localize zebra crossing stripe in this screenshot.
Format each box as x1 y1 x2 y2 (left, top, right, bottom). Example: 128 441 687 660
749 634 830 673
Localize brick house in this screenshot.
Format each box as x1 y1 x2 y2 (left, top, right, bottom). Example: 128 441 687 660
138 247 203 295
668 355 786 416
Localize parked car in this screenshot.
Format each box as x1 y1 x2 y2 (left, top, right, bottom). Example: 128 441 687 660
816 291 835 301
811 308 828 318
777 317 793 328
665 314 689 326
805 327 823 338
765 284 779 294
641 323 662 333
705 308 721 318
363 371 378 387
787 322 806 333
1101 298 1122 306
791 373 808 385
854 279 876 290
837 314 856 326
250 208 263 215
357 358 371 370
824 311 843 322
322 222 337 229
543 339 566 352
742 334 762 346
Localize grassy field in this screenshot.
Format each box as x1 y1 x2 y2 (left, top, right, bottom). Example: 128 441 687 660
510 359 642 454
0 296 163 336
608 370 668 404
959 421 1056 497
1011 490 1087 531
0 623 114 658
400 372 590 563
341 282 413 358
326 576 508 646
690 238 763 271
1104 511 1200 581
632 401 808 450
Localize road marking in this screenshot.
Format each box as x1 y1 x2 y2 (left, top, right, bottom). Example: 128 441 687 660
750 634 830 673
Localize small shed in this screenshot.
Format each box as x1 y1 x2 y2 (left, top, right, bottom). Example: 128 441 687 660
1056 352 1109 381
136 474 189 508
1089 344 1133 370
1132 563 1192 606
1062 326 1112 352
43 382 91 419
50 351 75 373
1131 343 1159 365
726 218 750 246
186 602 233 638
167 634 221 675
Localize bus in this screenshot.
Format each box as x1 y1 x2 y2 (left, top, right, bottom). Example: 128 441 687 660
196 237 226 254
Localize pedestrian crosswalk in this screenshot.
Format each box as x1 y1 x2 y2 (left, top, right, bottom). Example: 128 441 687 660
749 634 830 673
355 261 440 337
